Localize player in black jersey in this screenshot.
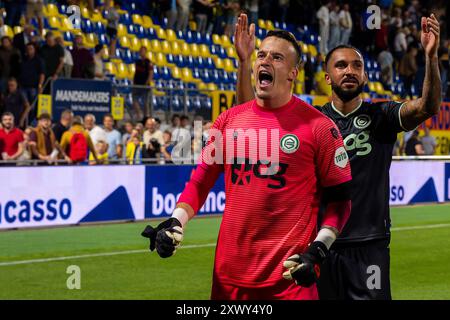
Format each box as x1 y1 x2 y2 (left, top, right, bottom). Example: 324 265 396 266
233 13 442 299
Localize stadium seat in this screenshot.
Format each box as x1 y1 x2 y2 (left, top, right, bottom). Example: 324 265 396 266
190 43 200 57
199 44 210 58
181 42 190 56
142 15 153 28
48 16 61 29
166 29 177 42
221 35 232 48
118 35 130 49
161 40 172 54
13 26 23 35
157 28 167 40
0 25 14 38
151 39 162 53
141 38 151 51
171 41 181 55
84 33 97 49
130 36 141 52
224 59 235 72
258 19 266 29
117 24 127 37
105 62 117 76
44 3 59 17
132 14 143 26
212 34 221 46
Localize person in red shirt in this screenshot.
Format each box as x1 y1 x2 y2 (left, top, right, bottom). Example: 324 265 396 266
142 29 352 300
0 112 24 162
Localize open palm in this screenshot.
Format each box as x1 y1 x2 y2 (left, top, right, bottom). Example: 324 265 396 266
234 13 256 62
421 14 440 57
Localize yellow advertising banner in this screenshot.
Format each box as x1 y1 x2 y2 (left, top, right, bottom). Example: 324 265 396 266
211 91 236 121
37 94 52 117
111 96 124 120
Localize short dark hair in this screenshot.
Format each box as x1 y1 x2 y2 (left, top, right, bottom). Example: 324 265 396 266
72 116 83 125
103 113 114 121
180 115 189 121
171 114 180 121
38 113 51 121
264 30 302 67
325 45 364 69
2 112 14 120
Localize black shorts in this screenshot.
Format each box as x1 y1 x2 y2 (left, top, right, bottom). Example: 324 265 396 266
106 27 118 40
317 239 391 300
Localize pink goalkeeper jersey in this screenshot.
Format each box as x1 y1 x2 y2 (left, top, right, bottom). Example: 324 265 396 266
178 96 351 288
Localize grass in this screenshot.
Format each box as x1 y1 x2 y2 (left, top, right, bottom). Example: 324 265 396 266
0 204 449 299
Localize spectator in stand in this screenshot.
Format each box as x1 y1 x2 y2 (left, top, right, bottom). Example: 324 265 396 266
393 27 408 64
29 113 69 164
84 113 107 145
143 117 164 163
245 0 259 26
89 140 109 165
105 0 120 58
60 115 97 164
167 114 180 133
19 43 45 124
13 24 35 59
375 18 390 53
163 0 178 30
0 36 21 94
279 0 290 24
55 36 73 78
25 0 44 36
316 0 331 54
71 35 95 79
52 109 73 143
4 0 22 28
176 0 192 33
103 113 122 161
378 48 394 87
16 126 34 165
121 120 134 147
180 115 192 132
399 44 418 99
135 122 144 137
438 46 449 97
93 45 106 80
421 127 437 155
224 0 240 38
39 32 64 89
160 130 174 164
194 0 214 35
303 52 314 94
125 128 144 165
171 115 191 163
328 3 341 51
339 3 352 45
0 112 24 162
390 7 403 29
0 78 31 128
133 46 153 120
405 130 424 156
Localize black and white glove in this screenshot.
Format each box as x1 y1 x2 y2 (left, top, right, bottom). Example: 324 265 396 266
282 241 329 287
141 218 184 258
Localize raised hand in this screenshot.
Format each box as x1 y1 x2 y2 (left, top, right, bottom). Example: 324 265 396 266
234 13 256 63
421 14 440 58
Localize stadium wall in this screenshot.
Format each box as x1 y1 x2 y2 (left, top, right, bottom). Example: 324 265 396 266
0 162 448 230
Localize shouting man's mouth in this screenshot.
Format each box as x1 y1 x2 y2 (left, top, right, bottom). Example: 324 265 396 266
258 70 274 89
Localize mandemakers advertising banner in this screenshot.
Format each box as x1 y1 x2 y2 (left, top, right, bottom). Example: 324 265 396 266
51 78 112 120
0 163 448 229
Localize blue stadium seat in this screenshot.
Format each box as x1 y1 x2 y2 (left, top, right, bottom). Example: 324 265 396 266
119 12 132 25
192 68 201 80
81 19 93 34
211 69 220 83
146 28 157 40
153 65 161 80
175 55 185 67
120 49 133 64
185 30 193 43
204 33 212 45
161 66 171 80
98 34 109 45
257 28 266 39
205 57 214 69
195 57 205 68
166 53 175 65
63 31 73 42
94 22 106 34
200 69 211 83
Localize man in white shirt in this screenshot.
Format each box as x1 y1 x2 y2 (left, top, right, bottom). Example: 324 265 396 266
316 1 331 54
143 117 164 162
328 4 341 51
84 113 107 145
339 4 352 45
421 127 437 155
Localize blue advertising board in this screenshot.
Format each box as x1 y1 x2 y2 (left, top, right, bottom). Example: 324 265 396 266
51 78 112 120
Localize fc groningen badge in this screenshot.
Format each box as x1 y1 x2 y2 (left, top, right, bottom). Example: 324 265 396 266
280 134 299 154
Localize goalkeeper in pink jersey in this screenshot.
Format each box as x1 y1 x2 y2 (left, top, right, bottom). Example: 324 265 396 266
142 29 352 300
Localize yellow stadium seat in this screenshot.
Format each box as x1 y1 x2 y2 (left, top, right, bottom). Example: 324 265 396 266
251 50 257 62
226 47 237 59
13 26 23 35
171 66 182 79
132 14 143 26
224 59 235 72
265 20 274 31
127 64 135 80
207 83 217 91
90 11 103 23
116 62 128 79
117 24 127 37
81 7 90 19
59 16 73 31
150 39 162 53
161 40 171 54
118 35 130 48
255 38 261 49
145 52 154 62
362 92 371 99
45 3 59 17
154 52 167 66
48 16 61 30
198 82 207 91
300 42 309 54
258 19 266 30
157 28 167 39
199 44 210 58
130 36 141 52
368 82 376 93
181 42 190 56
190 44 199 57
142 15 153 28
374 82 385 95
295 82 304 95
171 42 181 55
0 25 14 38
189 21 197 31
221 35 231 48
214 57 224 69
166 29 177 42
141 38 151 51
307 44 318 57
181 68 196 83
102 46 110 60
212 34 221 45
105 62 117 76
84 33 97 48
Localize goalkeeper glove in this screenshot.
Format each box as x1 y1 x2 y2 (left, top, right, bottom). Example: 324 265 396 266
141 218 183 258
282 241 329 287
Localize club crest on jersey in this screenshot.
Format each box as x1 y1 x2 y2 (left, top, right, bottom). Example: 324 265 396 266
280 134 299 154
353 114 372 129
334 146 349 168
